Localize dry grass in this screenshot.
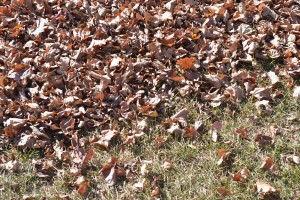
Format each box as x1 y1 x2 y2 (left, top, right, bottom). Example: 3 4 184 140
0 90 299 199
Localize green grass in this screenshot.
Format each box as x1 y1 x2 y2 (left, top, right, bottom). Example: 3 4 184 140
0 90 299 199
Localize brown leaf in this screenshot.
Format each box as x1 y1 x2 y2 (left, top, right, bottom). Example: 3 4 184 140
184 127 199 139
224 85 245 102
229 172 243 181
100 157 118 186
241 168 250 179
212 121 222 142
234 128 248 139
60 117 75 132
293 86 300 100
142 110 158 118
260 157 273 171
167 124 183 136
151 186 160 197
204 74 223 89
162 160 173 171
75 177 90 197
82 149 94 164
217 187 231 196
285 155 300 165
254 134 274 147
13 63 28 72
133 178 146 191
217 149 231 166
255 100 272 115
250 87 271 100
154 136 168 148
5 160 21 173
267 71 279 85
176 57 196 70
165 0 177 11
18 134 36 149
92 130 119 149
171 108 188 120
256 180 278 196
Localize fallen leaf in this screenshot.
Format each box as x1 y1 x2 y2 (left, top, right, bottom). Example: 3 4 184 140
167 124 183 136
255 100 272 115
75 177 90 197
171 108 188 121
184 127 199 139
241 168 250 179
142 110 158 118
212 121 222 142
154 136 168 148
82 149 94 164
205 74 223 89
5 160 21 173
234 128 248 139
224 85 245 102
254 134 274 147
100 157 125 186
229 172 243 181
260 157 273 171
140 163 149 176
176 57 196 70
293 86 300 100
162 160 173 170
251 87 271 100
217 187 231 196
133 178 147 192
285 155 300 165
256 180 274 191
256 180 279 198
267 71 279 85
217 149 231 166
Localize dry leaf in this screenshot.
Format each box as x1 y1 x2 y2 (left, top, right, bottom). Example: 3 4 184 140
171 108 188 121
251 87 271 100
212 121 222 142
217 149 230 166
256 180 276 193
167 124 183 136
293 86 300 100
255 100 272 115
217 187 231 196
162 160 173 170
82 149 94 164
154 136 168 148
176 57 196 70
1 0 300 191
100 157 118 186
76 180 90 197
204 74 223 89
133 178 146 192
142 110 158 118
5 160 21 173
234 128 248 139
260 157 273 171
285 155 300 165
267 71 279 85
256 180 279 198
241 168 250 179
254 134 274 147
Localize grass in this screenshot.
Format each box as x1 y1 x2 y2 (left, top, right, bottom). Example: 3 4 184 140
0 89 299 199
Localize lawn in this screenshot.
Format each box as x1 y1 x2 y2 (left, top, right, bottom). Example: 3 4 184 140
0 0 300 199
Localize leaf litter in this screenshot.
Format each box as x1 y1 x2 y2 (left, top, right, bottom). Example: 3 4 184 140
0 0 299 198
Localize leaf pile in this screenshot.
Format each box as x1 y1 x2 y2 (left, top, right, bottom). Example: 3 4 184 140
0 0 300 198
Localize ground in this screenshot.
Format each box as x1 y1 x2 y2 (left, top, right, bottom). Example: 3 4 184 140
0 0 300 199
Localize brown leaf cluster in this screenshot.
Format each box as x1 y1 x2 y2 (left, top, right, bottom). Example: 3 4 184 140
0 0 299 196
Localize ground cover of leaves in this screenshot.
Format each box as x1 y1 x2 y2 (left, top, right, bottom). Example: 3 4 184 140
0 0 300 199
